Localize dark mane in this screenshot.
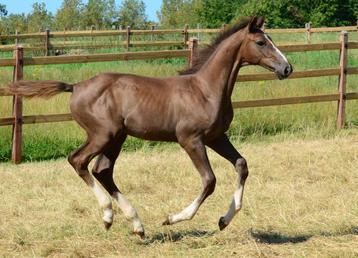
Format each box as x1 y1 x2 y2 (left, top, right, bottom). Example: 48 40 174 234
179 17 252 75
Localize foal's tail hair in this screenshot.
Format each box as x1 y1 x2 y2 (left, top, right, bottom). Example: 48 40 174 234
7 80 73 99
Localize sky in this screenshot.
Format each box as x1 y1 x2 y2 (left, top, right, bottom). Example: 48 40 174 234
1 0 162 21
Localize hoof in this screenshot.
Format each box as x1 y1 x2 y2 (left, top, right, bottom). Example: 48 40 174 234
134 230 145 239
218 217 228 231
104 221 112 230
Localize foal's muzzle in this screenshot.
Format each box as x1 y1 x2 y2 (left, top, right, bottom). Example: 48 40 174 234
276 64 293 80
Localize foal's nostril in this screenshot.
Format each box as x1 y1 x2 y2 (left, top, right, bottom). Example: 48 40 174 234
284 66 291 76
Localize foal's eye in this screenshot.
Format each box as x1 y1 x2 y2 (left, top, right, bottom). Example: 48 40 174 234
256 41 266 46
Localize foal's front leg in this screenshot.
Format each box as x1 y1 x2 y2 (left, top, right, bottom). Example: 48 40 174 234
207 134 249 230
163 136 216 225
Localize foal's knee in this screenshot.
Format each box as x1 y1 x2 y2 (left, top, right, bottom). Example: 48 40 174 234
235 158 248 180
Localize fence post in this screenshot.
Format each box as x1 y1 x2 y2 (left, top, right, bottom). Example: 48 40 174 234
45 28 50 56
197 23 201 41
188 38 198 68
11 45 24 164
15 30 19 45
151 25 155 41
126 26 131 51
183 24 189 47
305 22 311 43
91 25 95 44
337 31 348 129
119 25 123 48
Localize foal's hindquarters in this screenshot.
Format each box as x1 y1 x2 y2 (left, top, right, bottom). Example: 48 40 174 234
67 78 146 238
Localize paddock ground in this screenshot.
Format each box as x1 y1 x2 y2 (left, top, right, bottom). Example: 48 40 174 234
0 131 357 257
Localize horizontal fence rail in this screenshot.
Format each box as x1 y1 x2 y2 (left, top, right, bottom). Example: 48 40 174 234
2 92 358 127
1 41 357 68
0 41 186 52
0 28 358 163
0 25 357 40
0 24 357 54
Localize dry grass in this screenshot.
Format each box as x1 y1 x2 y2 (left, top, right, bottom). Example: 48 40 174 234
0 133 358 257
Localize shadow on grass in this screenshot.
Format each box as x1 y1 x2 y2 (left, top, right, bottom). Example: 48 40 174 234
141 230 216 245
250 229 311 244
250 226 358 245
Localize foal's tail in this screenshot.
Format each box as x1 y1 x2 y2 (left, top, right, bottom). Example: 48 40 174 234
7 81 73 99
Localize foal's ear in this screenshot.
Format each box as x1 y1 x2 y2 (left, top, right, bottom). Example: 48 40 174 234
248 16 258 33
248 16 265 32
256 17 265 29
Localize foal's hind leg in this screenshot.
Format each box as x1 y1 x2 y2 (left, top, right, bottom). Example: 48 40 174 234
207 134 249 230
163 136 216 225
92 134 145 238
68 137 114 229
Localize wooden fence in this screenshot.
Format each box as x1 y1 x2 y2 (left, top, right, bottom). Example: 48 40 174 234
0 23 357 53
0 32 358 163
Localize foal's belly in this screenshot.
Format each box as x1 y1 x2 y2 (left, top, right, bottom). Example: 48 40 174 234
123 113 178 142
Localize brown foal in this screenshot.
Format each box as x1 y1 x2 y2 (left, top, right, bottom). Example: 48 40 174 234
8 17 292 238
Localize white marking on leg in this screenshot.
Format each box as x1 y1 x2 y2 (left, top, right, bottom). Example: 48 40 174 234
91 181 113 223
222 183 244 225
169 196 201 224
112 192 144 233
221 158 248 227
103 208 113 224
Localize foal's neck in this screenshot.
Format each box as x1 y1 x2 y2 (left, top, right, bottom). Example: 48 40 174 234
196 31 244 105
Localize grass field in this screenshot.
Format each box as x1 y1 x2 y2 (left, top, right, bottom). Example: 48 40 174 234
0 133 357 257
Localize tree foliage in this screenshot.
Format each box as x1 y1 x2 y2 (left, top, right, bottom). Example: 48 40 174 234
27 3 53 32
198 0 246 28
81 0 107 29
0 0 357 34
54 0 83 30
236 0 358 28
118 0 147 29
0 4 7 18
1 14 27 34
157 0 202 28
309 0 357 27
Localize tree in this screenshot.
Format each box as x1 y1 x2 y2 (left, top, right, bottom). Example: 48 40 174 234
81 0 116 29
118 0 147 29
157 0 202 28
236 0 358 28
198 0 246 28
54 0 83 30
2 14 27 34
27 2 53 32
103 0 117 28
309 0 357 27
0 4 7 18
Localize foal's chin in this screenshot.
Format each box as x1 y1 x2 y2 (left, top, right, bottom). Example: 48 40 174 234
276 72 287 80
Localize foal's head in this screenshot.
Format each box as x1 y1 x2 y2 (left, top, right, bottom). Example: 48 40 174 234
239 17 293 80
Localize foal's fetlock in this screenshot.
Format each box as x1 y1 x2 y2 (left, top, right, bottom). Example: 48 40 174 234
102 207 113 230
